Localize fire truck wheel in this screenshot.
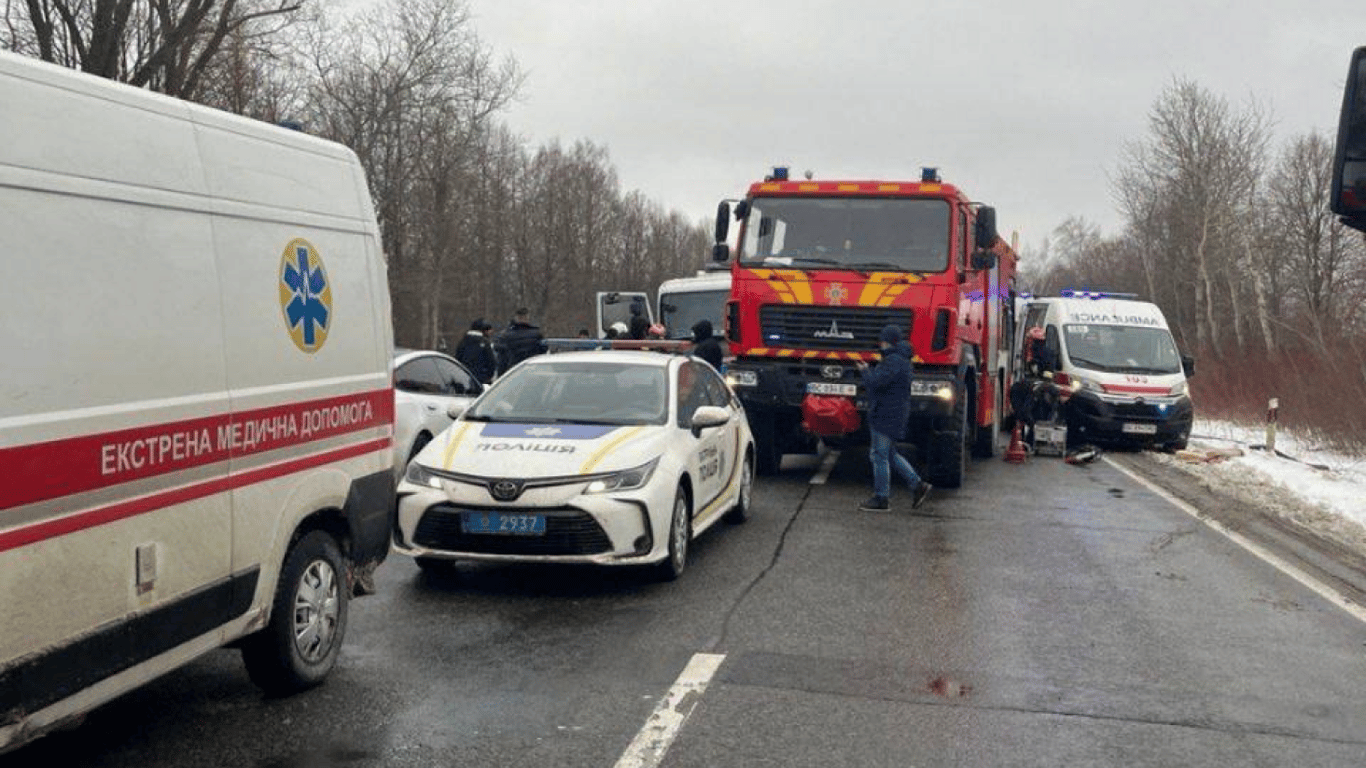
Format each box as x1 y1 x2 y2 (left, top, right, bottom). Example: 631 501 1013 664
752 412 781 476
929 387 968 489
972 378 1001 458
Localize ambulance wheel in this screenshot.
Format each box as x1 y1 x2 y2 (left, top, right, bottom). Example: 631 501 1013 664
241 530 348 696
752 412 781 476
928 388 968 489
725 453 755 524
651 484 692 582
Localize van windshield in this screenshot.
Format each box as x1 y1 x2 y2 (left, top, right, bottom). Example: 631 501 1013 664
1062 324 1182 375
659 289 728 340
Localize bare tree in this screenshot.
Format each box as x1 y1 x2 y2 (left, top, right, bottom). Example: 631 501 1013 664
4 0 304 98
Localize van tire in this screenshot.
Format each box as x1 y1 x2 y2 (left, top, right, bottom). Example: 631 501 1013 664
242 530 348 696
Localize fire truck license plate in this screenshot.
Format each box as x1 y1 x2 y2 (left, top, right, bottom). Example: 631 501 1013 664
1121 422 1158 435
807 382 857 396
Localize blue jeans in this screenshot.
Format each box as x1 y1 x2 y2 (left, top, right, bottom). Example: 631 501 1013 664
869 428 921 498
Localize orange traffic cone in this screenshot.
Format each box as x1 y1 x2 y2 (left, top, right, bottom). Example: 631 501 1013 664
1004 422 1028 464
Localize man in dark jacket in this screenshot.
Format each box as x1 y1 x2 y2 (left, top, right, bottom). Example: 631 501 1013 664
495 307 544 374
455 318 497 384
854 324 931 511
627 298 651 340
690 319 724 370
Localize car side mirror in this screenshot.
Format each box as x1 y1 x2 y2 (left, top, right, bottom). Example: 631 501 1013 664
447 402 468 420
1181 354 1195 378
690 405 729 436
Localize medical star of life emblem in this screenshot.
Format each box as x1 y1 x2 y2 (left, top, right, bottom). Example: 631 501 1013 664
824 283 848 305
523 427 562 437
278 238 332 353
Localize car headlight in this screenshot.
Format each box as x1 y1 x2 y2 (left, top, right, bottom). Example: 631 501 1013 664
404 461 443 489
726 369 758 388
585 457 660 494
910 380 955 401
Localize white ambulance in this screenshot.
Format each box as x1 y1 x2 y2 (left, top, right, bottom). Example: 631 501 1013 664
0 52 394 752
1019 292 1194 450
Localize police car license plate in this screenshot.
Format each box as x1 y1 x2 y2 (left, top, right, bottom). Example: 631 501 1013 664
807 382 856 396
461 511 547 536
1121 422 1158 435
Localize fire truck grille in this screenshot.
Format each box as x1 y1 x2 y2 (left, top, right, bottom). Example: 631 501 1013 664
758 306 914 351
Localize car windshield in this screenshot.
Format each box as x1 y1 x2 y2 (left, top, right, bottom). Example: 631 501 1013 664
1062 324 1183 375
659 289 728 340
738 196 951 272
464 361 669 425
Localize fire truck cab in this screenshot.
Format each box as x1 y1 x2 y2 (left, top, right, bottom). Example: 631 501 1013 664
713 167 1018 487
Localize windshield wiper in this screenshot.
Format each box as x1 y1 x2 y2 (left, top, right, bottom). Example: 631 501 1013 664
1068 357 1116 372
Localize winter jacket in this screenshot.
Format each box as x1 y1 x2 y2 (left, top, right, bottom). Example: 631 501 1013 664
691 320 724 370
455 331 497 383
496 322 544 373
861 341 913 438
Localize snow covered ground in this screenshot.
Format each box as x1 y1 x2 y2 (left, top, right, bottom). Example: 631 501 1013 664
1146 418 1366 556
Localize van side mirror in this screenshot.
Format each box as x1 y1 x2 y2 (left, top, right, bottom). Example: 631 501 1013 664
1181 354 1195 378
1331 47 1366 233
974 205 999 249
714 201 731 243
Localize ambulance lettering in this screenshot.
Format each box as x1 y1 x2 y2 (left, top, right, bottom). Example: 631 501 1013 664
1070 312 1160 326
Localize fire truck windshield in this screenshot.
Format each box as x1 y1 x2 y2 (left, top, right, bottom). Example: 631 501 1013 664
737 197 951 272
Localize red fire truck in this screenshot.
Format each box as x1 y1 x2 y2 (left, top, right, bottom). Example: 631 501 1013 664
711 167 1019 487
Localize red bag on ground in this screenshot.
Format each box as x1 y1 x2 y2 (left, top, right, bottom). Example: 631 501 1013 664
801 394 861 437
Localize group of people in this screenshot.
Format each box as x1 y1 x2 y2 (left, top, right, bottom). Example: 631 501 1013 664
453 307 544 384
451 306 726 384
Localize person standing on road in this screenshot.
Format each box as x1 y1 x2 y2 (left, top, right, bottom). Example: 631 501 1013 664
690 319 724 370
855 324 931 512
627 298 651 340
495 307 545 375
455 318 497 384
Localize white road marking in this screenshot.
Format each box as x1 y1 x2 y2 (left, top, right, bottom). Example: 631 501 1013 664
810 449 841 484
1104 456 1366 625
613 652 725 768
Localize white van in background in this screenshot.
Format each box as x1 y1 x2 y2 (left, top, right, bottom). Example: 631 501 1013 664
657 268 732 341
1019 292 1194 450
0 52 394 753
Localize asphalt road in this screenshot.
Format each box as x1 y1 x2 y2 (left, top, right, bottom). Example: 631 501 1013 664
10 448 1366 767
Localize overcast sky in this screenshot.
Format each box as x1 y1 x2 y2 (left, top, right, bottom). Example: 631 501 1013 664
467 1 1366 252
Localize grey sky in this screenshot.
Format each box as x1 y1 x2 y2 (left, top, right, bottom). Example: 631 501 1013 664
468 0 1366 251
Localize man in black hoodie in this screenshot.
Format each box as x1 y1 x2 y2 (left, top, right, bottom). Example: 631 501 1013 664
854 324 931 512
690 319 724 370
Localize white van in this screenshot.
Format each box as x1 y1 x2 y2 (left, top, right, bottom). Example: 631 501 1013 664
1019 293 1193 450
657 269 732 341
0 52 394 752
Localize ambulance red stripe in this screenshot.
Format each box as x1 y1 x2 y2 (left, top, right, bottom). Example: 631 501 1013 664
0 388 393 511
0 437 390 554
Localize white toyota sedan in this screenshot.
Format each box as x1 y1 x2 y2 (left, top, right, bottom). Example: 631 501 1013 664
394 349 755 581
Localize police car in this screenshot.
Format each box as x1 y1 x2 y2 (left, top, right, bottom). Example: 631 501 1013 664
393 346 755 581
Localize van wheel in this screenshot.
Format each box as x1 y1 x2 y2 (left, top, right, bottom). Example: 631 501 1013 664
651 485 691 582
241 530 347 696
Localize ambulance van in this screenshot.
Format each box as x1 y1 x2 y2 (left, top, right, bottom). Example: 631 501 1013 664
0 52 394 752
1019 293 1194 450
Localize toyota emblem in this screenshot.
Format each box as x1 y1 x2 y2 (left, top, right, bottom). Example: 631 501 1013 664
490 480 522 501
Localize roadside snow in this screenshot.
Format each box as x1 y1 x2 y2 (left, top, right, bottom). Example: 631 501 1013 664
1146 419 1366 557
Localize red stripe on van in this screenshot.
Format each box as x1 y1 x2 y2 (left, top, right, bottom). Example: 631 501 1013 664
0 437 390 554
1102 384 1172 395
0 389 393 511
